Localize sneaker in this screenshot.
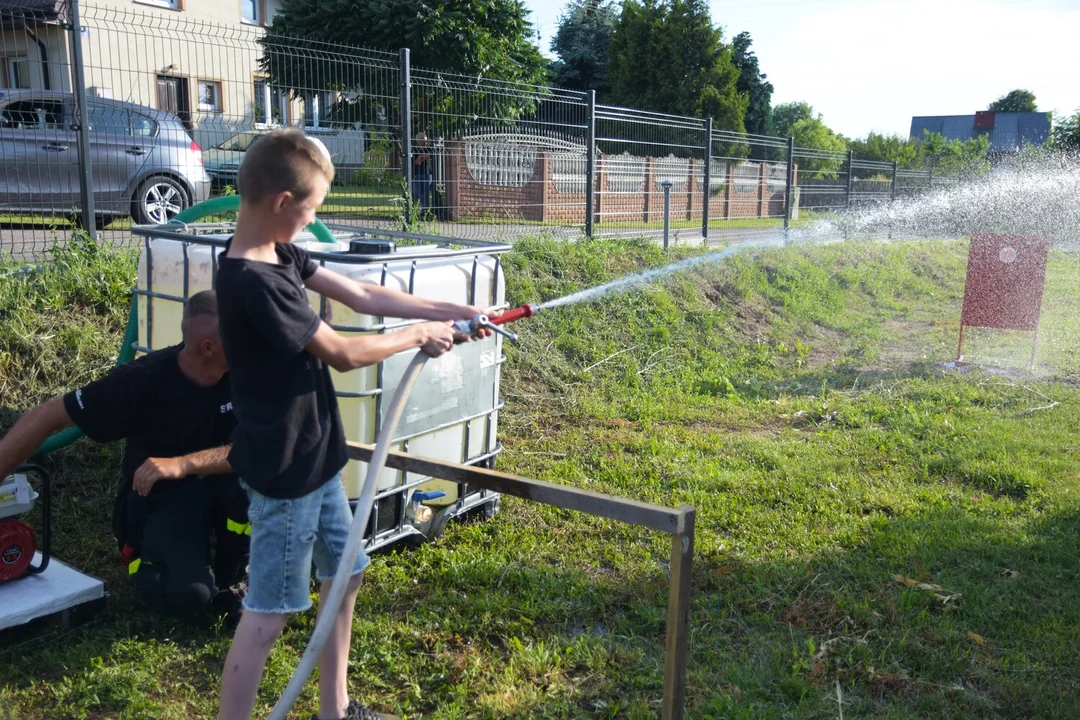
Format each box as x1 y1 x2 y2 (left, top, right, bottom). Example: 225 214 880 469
310 700 401 720
211 580 247 628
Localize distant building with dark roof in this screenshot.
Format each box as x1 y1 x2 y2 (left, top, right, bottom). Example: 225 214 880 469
910 111 1051 154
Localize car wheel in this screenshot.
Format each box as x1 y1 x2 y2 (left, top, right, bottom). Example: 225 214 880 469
133 176 188 225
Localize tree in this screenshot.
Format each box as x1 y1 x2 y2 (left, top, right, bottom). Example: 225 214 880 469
916 131 990 176
789 118 845 155
790 117 847 176
550 0 618 96
848 132 919 168
731 32 773 137
988 89 1038 113
1052 110 1080 150
771 101 813 139
769 102 845 175
262 0 549 135
608 0 747 134
606 0 660 107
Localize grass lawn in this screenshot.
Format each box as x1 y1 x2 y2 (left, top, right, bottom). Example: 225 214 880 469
598 214 824 232
1 234 1079 718
321 186 405 219
0 186 405 229
2 193 831 233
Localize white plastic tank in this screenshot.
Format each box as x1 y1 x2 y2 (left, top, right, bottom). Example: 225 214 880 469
135 228 340 354
320 243 503 505
134 224 507 509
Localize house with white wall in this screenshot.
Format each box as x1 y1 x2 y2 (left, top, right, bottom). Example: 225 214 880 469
0 0 337 148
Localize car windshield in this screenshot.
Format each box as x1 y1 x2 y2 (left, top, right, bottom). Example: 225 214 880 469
216 132 262 152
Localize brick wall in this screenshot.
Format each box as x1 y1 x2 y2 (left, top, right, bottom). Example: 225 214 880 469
445 142 794 224
444 141 544 221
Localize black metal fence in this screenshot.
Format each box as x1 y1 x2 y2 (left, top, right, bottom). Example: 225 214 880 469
1 0 950 260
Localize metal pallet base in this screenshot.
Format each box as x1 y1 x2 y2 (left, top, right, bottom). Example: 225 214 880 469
352 486 500 553
0 553 106 632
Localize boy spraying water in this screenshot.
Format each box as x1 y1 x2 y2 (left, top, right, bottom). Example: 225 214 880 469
215 129 491 720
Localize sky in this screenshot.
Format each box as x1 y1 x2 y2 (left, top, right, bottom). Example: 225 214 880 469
523 0 1080 139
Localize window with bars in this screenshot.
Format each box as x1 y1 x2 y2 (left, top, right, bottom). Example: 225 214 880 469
241 0 260 24
197 80 222 112
303 92 334 128
136 0 181 10
2 58 31 90
253 80 288 126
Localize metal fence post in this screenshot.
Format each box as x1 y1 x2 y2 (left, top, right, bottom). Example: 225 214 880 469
701 117 712 243
845 150 855 208
890 161 898 202
399 47 412 230
68 0 96 237
783 136 795 232
585 89 596 239
661 180 672 250
661 505 695 720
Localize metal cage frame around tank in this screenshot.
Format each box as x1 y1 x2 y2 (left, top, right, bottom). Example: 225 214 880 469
129 221 514 552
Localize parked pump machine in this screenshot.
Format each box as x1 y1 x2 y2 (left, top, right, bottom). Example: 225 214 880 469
0 465 50 585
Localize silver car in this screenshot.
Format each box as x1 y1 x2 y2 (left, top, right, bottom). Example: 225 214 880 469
0 90 211 225
203 126 366 186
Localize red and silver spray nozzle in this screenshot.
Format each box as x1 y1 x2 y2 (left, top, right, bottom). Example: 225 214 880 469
453 303 537 342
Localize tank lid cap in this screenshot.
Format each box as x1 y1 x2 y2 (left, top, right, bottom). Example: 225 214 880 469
349 239 396 254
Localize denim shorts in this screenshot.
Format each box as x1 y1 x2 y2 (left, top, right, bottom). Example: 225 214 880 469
240 474 370 615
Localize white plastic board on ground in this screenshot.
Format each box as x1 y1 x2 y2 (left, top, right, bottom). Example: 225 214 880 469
0 552 105 630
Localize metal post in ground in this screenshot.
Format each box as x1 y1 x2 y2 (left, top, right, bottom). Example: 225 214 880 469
891 161 898 202
701 117 713 244
399 48 412 230
661 180 673 250
784 136 795 235
661 505 695 720
585 90 596 239
845 150 855 208
68 0 96 238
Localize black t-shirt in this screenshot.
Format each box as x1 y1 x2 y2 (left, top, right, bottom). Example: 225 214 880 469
215 239 348 499
63 344 236 484
414 146 432 179
63 345 236 549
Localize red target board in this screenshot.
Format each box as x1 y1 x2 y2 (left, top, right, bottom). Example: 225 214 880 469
957 233 1049 368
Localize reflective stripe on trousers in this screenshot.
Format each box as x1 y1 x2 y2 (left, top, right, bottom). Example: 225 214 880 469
226 517 251 536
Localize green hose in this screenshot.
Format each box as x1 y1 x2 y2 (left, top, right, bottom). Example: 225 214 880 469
169 194 241 224
30 196 336 459
30 425 84 459
168 194 337 244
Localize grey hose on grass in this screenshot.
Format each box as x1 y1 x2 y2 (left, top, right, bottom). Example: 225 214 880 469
268 350 431 720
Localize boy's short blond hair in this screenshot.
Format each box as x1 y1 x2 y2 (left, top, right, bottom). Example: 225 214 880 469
237 129 335 203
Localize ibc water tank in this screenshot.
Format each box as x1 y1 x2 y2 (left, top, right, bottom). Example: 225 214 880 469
132 223 510 527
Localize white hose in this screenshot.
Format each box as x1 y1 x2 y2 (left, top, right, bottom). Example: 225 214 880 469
268 351 431 720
